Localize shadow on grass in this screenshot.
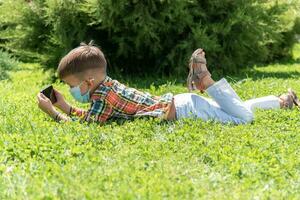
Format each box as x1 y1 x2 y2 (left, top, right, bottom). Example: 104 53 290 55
123 59 300 89
236 58 300 81
133 58 300 88
27 56 300 89
245 70 300 81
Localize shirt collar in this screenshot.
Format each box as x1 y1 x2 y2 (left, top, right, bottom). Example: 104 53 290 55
101 75 112 84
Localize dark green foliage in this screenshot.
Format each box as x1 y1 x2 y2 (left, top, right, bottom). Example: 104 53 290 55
267 16 300 61
41 0 91 67
0 0 48 62
0 0 299 76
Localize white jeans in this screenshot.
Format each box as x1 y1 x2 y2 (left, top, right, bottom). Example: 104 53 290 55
174 78 280 124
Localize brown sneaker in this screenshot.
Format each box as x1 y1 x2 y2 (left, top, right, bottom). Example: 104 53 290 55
187 48 211 93
288 88 300 107
279 93 294 109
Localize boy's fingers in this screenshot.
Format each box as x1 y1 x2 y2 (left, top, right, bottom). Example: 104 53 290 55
37 93 48 103
37 96 41 104
53 89 62 97
40 93 49 100
37 93 43 98
37 93 43 100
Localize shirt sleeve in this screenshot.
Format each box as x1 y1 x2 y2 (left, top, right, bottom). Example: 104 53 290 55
70 99 114 123
70 107 87 118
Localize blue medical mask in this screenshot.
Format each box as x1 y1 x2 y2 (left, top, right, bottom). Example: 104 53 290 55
69 81 91 103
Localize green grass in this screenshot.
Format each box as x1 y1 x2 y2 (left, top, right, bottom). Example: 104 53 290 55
1 46 300 199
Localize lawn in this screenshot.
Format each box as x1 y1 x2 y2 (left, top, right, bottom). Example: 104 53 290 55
0 47 300 199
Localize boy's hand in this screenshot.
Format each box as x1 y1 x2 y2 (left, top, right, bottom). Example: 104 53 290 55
53 89 66 107
37 93 57 118
53 89 71 114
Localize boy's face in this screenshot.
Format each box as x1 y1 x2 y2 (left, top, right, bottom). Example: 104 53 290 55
63 75 91 95
62 69 106 96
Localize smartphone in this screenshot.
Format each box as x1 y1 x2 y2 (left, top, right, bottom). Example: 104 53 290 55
40 85 57 104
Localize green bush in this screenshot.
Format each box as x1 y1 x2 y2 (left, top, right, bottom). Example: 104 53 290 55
0 50 18 80
0 0 48 62
0 0 299 76
0 0 89 64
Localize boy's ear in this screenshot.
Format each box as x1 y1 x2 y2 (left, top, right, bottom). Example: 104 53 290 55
87 78 95 86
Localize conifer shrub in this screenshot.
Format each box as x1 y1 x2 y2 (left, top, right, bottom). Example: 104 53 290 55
0 50 18 80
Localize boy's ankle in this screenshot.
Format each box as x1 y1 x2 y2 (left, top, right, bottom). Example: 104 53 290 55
202 76 215 91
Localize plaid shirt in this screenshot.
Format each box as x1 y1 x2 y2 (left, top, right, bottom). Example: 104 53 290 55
70 76 174 123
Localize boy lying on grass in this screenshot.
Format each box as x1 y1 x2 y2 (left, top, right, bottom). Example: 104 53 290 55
37 42 300 125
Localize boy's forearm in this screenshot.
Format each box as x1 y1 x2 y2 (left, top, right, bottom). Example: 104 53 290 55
56 102 72 115
56 113 71 122
49 109 71 122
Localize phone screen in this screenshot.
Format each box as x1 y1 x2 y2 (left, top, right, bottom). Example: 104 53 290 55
41 85 57 104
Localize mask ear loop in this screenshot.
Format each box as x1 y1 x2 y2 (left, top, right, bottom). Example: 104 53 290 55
85 78 95 90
